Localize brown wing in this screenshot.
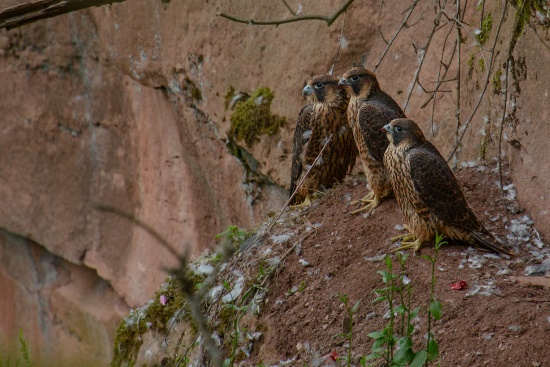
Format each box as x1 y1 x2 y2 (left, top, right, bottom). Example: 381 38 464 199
290 104 314 199
358 94 405 162
406 144 484 232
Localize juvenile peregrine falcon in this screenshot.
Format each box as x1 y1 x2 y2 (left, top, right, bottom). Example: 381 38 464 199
382 118 514 255
339 67 405 214
289 75 357 206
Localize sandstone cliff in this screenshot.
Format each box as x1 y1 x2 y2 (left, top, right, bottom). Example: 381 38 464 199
0 0 548 364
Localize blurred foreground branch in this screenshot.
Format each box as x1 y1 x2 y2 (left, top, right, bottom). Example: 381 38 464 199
0 0 125 30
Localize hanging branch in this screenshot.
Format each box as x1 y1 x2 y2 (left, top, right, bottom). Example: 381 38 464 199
217 0 354 27
281 0 297 16
329 10 348 75
402 0 449 112
372 0 422 72
454 0 462 161
0 0 125 30
447 1 509 162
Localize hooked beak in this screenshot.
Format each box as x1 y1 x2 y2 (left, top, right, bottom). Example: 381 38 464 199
381 124 392 133
338 78 350 86
302 85 313 96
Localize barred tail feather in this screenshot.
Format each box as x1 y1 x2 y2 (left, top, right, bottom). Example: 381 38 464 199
471 231 515 256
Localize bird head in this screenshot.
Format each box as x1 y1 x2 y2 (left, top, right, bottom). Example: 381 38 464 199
338 67 380 98
303 74 347 106
382 118 426 146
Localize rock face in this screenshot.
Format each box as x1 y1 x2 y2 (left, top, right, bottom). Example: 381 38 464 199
0 0 548 364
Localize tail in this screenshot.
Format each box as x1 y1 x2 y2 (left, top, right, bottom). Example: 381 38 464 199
471 231 515 256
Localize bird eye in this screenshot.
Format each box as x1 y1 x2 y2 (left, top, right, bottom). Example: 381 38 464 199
351 75 359 81
314 83 323 89
395 126 403 132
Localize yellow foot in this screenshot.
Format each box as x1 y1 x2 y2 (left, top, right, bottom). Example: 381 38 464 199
350 192 381 215
391 238 423 253
390 225 414 243
290 195 312 209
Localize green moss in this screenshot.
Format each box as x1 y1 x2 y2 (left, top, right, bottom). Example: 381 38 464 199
478 57 485 72
111 275 203 367
467 53 475 79
492 68 502 93
185 77 202 101
479 134 489 161
228 87 286 146
475 12 493 46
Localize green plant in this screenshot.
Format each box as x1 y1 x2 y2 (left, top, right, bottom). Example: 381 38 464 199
337 294 361 367
215 225 250 248
365 235 446 367
222 281 250 367
0 330 33 367
475 12 493 46
228 87 286 146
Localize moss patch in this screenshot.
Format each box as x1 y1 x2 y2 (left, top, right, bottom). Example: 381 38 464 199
475 12 493 46
228 87 286 146
492 68 502 93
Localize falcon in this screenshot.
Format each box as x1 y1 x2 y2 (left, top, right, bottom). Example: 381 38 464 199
289 74 357 206
382 118 514 255
339 67 406 214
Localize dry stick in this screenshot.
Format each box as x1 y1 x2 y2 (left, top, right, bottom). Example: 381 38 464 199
454 0 462 164
529 24 550 51
281 0 296 16
447 1 509 162
329 10 348 76
95 203 225 367
497 57 511 198
372 0 421 73
418 22 456 136
217 0 354 27
242 134 334 254
403 0 449 112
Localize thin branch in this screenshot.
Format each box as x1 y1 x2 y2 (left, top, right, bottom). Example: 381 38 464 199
0 0 125 30
217 0 355 27
403 0 449 112
529 23 550 52
241 134 334 254
329 10 348 75
454 0 462 161
498 57 511 197
281 0 297 16
447 0 509 161
372 0 421 72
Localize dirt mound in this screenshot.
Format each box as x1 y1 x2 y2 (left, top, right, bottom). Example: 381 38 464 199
112 162 550 367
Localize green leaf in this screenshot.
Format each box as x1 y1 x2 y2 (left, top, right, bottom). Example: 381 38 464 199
410 307 421 319
367 331 385 339
223 358 231 367
372 296 387 304
420 255 432 261
339 294 348 304
385 255 393 270
352 300 362 314
223 280 231 290
393 337 414 364
428 339 440 361
410 350 428 367
430 300 442 320
364 352 383 361
394 304 406 314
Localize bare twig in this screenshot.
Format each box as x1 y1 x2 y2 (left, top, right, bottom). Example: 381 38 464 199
217 0 355 27
454 0 462 162
403 0 449 112
498 57 511 197
0 0 125 30
529 24 550 52
281 0 296 16
242 134 334 254
95 204 180 259
329 10 348 75
447 0 508 162
372 0 421 72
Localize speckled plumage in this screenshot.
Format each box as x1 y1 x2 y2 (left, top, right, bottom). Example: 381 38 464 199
383 118 513 255
339 67 405 212
289 75 357 205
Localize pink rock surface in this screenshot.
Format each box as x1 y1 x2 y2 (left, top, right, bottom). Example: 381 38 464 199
0 0 548 364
